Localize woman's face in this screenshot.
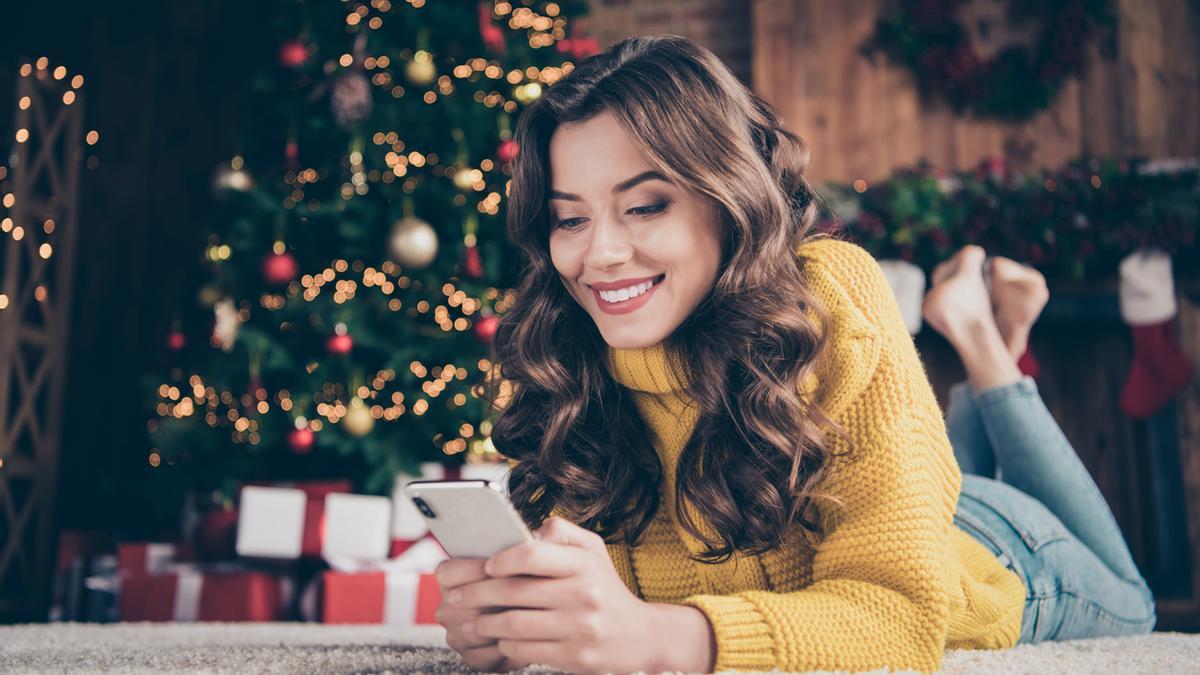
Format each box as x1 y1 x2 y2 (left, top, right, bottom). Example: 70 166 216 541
547 110 723 349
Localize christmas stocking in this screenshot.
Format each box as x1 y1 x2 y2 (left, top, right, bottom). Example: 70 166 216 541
1118 248 1194 419
877 259 926 335
1016 346 1041 379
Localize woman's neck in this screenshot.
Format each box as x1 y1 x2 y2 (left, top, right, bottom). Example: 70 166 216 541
605 340 692 394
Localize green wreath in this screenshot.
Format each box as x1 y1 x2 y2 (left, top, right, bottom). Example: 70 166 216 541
862 0 1115 121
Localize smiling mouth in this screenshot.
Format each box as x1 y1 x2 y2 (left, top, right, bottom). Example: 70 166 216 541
591 273 665 309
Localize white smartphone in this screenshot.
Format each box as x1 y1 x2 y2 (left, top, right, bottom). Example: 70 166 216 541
403 479 535 559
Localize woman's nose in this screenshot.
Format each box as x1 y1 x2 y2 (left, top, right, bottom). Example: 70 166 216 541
582 216 633 269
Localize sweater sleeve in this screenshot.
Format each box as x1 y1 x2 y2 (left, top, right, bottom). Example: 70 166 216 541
678 239 963 672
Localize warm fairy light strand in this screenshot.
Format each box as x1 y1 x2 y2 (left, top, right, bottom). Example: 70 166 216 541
1 58 98 316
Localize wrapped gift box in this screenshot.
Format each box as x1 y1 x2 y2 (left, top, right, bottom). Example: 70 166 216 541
117 542 181 578
50 530 117 622
236 482 390 562
320 537 449 625
119 562 294 622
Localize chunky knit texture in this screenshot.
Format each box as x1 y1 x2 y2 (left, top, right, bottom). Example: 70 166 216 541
586 238 1027 673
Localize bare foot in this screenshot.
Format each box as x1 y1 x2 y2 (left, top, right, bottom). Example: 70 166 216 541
988 257 1049 360
922 245 996 350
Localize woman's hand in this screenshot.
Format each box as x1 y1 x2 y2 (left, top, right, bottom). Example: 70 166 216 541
441 516 664 674
434 556 525 673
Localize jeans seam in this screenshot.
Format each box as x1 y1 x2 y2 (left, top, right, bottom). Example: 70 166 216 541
1059 587 1157 626
971 377 1036 407
960 490 1071 553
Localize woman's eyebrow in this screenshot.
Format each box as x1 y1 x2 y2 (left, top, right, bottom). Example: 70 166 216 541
549 170 669 202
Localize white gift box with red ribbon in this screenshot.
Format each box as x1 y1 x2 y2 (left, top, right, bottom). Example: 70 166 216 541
235 486 392 563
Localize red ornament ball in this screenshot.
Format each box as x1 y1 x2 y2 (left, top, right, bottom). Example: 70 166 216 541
193 508 239 561
327 333 353 355
496 139 519 164
262 251 298 286
474 315 499 343
288 427 315 454
461 244 484 278
279 41 309 68
167 330 186 351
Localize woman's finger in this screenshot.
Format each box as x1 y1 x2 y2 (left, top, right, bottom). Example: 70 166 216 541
486 539 595 579
473 607 577 642
448 572 588 611
434 557 489 589
459 641 507 671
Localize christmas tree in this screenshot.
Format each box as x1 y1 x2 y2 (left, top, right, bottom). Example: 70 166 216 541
141 0 597 519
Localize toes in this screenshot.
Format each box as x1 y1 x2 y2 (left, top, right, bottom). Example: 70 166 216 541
959 245 987 267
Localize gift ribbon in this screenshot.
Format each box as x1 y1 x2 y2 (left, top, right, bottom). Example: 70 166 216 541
172 568 203 622
166 561 289 622
384 571 422 625
325 535 448 575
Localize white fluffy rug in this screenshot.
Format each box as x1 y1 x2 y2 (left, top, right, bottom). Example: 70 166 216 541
1 622 1198 674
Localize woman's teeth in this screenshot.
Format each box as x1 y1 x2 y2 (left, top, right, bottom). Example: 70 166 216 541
597 276 662 303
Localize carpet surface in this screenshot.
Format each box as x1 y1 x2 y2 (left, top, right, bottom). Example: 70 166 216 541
1 622 1198 674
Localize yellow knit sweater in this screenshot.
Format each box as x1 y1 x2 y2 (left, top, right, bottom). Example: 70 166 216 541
587 238 1026 673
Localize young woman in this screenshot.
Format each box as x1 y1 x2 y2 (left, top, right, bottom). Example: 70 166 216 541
433 34 1156 674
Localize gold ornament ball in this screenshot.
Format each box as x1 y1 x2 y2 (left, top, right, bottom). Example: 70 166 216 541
198 285 223 308
452 166 478 191
212 164 253 196
343 397 375 437
512 82 542 104
405 58 437 86
390 216 439 269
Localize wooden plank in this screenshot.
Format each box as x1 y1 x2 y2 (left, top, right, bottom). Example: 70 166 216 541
753 0 1199 183
1175 292 1200 606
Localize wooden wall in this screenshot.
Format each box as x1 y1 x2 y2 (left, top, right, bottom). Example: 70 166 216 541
752 0 1200 184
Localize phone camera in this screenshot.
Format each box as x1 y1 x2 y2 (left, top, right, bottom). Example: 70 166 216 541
412 496 437 518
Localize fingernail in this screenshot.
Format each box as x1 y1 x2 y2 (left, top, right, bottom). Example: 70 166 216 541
462 620 474 634
448 589 462 603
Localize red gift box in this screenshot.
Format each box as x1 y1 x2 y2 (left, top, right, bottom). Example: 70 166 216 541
117 542 181 578
119 563 293 622
321 570 441 625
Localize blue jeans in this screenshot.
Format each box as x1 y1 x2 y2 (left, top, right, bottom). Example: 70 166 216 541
946 376 1157 643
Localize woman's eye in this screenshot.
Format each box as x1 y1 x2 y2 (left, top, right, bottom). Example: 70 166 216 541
552 217 585 231
629 201 670 217
551 202 669 231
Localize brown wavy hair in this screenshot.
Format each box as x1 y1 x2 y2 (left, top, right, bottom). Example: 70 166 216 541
484 34 852 564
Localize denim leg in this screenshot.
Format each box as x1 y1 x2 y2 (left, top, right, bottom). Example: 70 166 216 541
957 475 1157 644
945 381 998 479
971 375 1146 585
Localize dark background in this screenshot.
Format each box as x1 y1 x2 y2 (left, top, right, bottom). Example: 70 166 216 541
1 1 271 536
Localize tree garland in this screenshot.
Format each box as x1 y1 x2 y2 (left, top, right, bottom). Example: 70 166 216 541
816 156 1199 282
862 0 1115 121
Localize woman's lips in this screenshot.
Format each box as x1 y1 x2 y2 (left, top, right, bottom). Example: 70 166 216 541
591 274 665 315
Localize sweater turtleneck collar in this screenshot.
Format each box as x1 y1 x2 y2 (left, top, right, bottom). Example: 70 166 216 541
605 340 692 395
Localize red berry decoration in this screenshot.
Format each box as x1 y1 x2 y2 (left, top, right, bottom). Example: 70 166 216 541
262 251 298 286
285 139 299 172
496 139 519 164
327 334 353 355
279 40 309 68
193 508 239 561
461 244 484 278
167 330 186 351
478 2 506 54
474 314 499 344
288 427 315 454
